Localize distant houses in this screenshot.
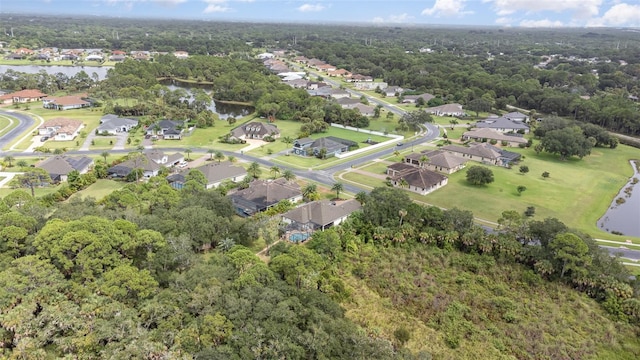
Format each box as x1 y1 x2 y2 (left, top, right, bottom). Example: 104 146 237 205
0 89 47 104
402 93 434 104
42 94 91 110
425 103 466 117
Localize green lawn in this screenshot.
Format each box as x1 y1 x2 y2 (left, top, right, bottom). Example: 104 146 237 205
0 184 62 198
0 115 16 138
340 171 386 190
88 137 118 150
69 179 125 201
359 162 391 175
343 143 640 242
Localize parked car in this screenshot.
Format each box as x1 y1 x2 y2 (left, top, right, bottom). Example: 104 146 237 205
40 136 49 142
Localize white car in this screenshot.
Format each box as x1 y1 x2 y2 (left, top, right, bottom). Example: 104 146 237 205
177 161 188 168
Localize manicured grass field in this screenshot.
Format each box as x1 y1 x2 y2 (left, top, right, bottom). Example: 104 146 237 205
0 184 62 198
88 137 118 150
70 179 125 201
340 171 386 190
345 142 640 241
0 116 15 138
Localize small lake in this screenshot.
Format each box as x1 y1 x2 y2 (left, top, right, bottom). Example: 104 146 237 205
598 160 640 237
0 65 254 118
0 64 111 80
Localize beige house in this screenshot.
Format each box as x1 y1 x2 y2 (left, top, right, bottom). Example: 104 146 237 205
386 163 448 195
403 150 468 174
38 118 84 141
462 128 528 147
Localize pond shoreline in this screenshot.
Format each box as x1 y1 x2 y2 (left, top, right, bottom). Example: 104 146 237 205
598 159 640 237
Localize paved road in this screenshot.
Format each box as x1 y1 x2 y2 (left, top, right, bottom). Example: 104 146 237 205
0 110 34 150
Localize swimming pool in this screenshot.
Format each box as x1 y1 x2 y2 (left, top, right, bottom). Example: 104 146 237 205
289 232 310 243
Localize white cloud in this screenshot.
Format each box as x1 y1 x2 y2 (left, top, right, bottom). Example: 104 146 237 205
154 0 187 5
297 4 325 13
495 17 512 25
203 0 230 13
422 0 472 17
588 3 640 27
372 13 414 24
519 19 564 27
486 0 603 18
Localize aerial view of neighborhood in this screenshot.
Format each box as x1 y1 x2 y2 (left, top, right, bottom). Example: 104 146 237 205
0 0 639 358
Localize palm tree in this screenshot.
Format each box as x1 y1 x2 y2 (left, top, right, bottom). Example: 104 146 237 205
393 150 400 159
3 155 15 167
331 182 344 200
100 151 110 164
419 155 429 168
227 155 237 163
185 148 192 160
16 160 28 168
282 169 296 182
355 191 368 205
214 151 225 163
399 209 407 226
282 136 293 145
399 178 409 189
302 183 318 200
449 119 458 130
248 161 261 179
207 148 215 160
270 165 281 179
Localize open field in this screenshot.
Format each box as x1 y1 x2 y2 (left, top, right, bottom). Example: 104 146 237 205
69 179 125 201
342 143 640 242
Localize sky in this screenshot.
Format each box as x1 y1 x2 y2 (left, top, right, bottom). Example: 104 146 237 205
2 0 640 28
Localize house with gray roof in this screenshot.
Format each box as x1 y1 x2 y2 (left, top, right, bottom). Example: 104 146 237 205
475 117 530 134
97 114 138 135
230 178 303 216
404 149 468 174
282 199 361 232
229 121 280 141
108 150 183 178
292 137 357 158
442 143 520 167
37 155 94 182
146 119 184 140
344 103 375 116
167 161 247 190
503 111 529 122
386 162 448 196
402 93 434 104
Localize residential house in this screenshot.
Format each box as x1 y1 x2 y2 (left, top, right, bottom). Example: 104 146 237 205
294 56 309 63
425 103 466 116
85 54 103 62
0 89 47 104
462 128 528 147
5 53 26 60
347 74 374 83
354 81 387 90
282 199 362 232
329 89 351 99
384 86 404 97
107 150 184 178
475 116 530 134
327 69 351 77
403 149 467 174
386 162 448 195
345 103 375 116
146 119 184 140
42 95 91 110
167 161 247 190
15 47 34 55
109 54 126 62
442 143 521 167
307 86 334 98
229 121 280 141
230 178 303 216
36 155 93 182
256 52 275 59
285 79 310 89
503 111 529 122
336 97 361 107
97 114 138 135
402 93 435 104
38 117 84 141
173 51 189 59
292 136 356 158
307 58 326 67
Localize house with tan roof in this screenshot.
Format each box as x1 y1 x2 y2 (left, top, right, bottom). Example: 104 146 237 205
173 51 189 59
282 199 362 233
38 118 84 141
229 121 280 141
230 178 303 216
462 128 528 147
442 143 521 167
327 69 351 77
167 161 247 190
42 94 91 110
386 162 448 195
0 89 47 104
402 93 435 104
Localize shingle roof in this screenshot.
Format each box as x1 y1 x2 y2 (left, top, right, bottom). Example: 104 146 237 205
463 128 527 143
231 178 301 210
231 121 279 139
39 117 83 135
475 117 529 131
195 161 247 184
442 143 502 160
282 199 361 227
388 164 447 189
405 150 468 169
37 155 93 180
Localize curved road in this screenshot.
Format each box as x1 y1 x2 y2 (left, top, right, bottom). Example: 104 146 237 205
0 110 35 150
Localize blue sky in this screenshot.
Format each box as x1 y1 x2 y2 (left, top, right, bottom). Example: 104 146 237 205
3 0 640 27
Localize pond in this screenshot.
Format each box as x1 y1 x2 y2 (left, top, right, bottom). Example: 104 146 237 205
598 160 640 237
0 65 254 118
0 64 111 80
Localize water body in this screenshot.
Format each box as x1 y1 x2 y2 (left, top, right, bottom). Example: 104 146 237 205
0 65 253 118
0 64 111 80
598 160 640 237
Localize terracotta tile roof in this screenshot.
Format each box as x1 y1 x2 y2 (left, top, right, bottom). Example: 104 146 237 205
39 117 83 135
0 89 47 100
